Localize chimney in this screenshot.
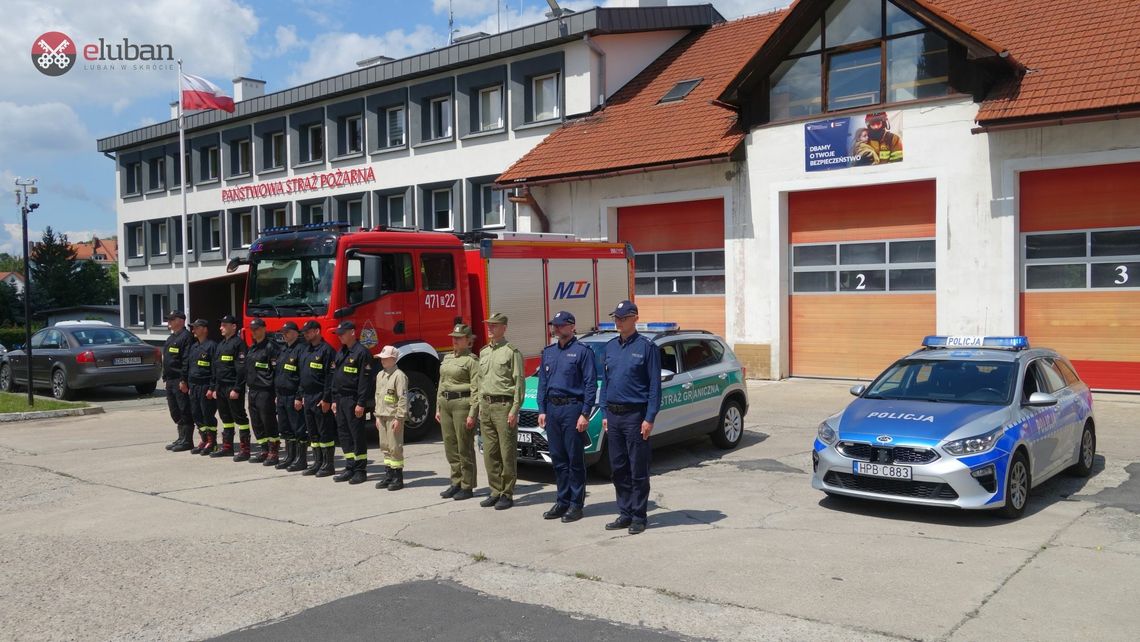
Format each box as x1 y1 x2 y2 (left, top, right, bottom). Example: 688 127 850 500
356 55 394 68
232 77 266 102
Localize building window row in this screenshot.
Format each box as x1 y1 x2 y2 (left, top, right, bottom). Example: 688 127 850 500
634 249 726 296
791 238 935 293
1022 227 1140 290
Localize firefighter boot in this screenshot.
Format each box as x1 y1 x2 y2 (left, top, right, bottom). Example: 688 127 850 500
375 467 393 489
171 424 194 452
250 439 268 464
289 444 311 473
190 429 208 454
302 445 321 476
210 430 234 458
233 431 251 462
333 455 354 482
263 440 280 466
387 468 404 491
199 431 217 456
349 459 367 485
315 446 335 478
276 441 294 470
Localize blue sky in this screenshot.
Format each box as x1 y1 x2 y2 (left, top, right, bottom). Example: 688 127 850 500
1 0 785 255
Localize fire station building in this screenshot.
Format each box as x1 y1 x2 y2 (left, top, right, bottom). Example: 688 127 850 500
499 0 1140 392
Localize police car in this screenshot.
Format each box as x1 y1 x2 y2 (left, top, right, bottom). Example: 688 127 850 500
514 323 749 475
811 336 1097 518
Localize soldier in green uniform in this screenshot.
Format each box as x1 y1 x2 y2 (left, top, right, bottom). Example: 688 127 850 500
477 313 524 510
436 323 480 501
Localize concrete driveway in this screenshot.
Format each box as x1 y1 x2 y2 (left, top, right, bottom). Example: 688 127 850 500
0 380 1136 641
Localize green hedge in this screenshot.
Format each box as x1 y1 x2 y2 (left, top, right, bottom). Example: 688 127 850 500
0 327 42 348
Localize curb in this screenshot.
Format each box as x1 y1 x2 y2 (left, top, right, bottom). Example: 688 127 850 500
0 405 104 423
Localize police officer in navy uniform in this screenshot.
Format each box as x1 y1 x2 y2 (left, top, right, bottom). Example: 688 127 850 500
211 315 250 461
537 311 597 523
330 321 374 485
161 310 195 452
599 300 661 535
245 317 281 466
273 321 306 471
185 319 219 455
297 320 337 478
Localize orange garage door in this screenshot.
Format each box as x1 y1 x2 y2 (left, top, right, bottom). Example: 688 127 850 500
619 199 725 336
789 181 936 379
1020 162 1140 391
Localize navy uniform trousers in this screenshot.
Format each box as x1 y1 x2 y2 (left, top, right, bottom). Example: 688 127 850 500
605 408 651 524
547 402 587 509
276 392 304 443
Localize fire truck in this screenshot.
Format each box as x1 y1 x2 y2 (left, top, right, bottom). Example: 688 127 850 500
227 223 633 442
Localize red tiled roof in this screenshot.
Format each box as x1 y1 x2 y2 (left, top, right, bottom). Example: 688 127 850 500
0 272 24 282
71 237 119 263
497 10 786 184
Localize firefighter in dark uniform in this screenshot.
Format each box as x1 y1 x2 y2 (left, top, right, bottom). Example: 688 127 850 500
599 300 661 535
185 319 219 455
537 311 597 523
330 321 374 485
210 315 250 460
245 317 281 466
297 320 337 478
162 310 195 452
273 321 306 471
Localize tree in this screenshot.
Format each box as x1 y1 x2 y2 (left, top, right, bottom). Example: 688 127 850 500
0 281 18 326
0 253 23 274
29 227 78 310
73 260 117 305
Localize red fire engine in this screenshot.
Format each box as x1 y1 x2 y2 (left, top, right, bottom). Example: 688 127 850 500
228 223 632 441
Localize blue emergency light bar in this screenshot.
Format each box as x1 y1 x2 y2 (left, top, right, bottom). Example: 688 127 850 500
596 322 679 332
922 336 1030 350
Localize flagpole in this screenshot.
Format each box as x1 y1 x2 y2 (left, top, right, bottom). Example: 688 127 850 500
177 59 191 319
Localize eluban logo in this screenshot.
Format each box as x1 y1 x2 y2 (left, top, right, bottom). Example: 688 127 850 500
32 31 76 76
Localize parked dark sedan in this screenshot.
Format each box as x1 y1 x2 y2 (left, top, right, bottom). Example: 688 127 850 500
0 322 161 399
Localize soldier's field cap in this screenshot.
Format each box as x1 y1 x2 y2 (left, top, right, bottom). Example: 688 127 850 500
301 320 321 332
449 323 474 337
281 321 300 332
220 314 239 325
609 300 638 318
191 318 209 328
248 317 266 329
165 310 186 321
334 320 355 334
485 312 508 324
549 311 575 326
378 345 400 359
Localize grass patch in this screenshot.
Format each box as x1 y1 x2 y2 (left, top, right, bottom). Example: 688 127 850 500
471 552 487 562
0 392 88 413
574 572 601 582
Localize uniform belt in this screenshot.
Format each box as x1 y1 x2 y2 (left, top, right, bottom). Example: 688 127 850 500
441 390 471 400
483 394 513 403
548 396 582 406
607 403 647 415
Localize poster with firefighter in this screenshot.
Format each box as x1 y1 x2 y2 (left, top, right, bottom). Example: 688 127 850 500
804 111 903 172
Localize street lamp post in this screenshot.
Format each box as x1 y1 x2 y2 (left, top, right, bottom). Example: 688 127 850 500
14 178 38 407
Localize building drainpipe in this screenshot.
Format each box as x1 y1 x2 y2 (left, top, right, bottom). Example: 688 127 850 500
583 34 606 109
507 185 550 233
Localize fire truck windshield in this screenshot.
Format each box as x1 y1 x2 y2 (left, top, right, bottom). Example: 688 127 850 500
246 255 335 316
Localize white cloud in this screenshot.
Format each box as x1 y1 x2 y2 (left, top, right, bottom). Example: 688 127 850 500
432 0 501 19
701 0 789 19
60 228 115 242
0 224 23 255
0 102 90 155
285 26 441 85
273 25 303 55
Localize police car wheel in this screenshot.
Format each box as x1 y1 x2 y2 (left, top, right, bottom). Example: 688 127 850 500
710 399 744 449
51 368 74 401
1068 422 1096 477
998 451 1031 519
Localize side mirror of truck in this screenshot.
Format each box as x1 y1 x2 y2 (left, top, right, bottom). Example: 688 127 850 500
226 256 248 273
333 306 353 319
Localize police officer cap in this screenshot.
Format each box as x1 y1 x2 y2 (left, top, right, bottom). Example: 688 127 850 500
609 300 638 318
301 320 321 332
190 318 209 328
165 310 186 321
220 314 239 325
249 317 266 329
334 320 355 334
485 312 508 324
448 323 474 337
281 321 300 332
549 311 575 326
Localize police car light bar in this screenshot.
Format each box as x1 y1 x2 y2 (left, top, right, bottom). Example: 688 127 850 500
922 336 1030 350
595 322 679 332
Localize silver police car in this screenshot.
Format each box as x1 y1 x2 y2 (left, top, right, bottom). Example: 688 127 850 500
812 336 1097 518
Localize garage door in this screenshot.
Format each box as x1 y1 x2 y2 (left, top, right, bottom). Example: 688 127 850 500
1020 162 1140 391
619 199 725 336
789 181 936 379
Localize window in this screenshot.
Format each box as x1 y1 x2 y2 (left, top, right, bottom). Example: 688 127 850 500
634 249 725 296
207 215 222 250
431 189 452 230
659 78 702 103
270 132 286 169
768 0 949 120
532 73 560 121
478 86 503 131
151 294 169 326
302 202 325 225
235 139 251 175
429 97 452 140
681 340 724 371
792 238 934 293
421 253 456 291
345 252 414 304
205 146 220 180
385 106 406 147
185 219 194 253
148 157 165 191
129 295 145 326
344 199 363 226
126 162 142 195
343 115 363 154
236 210 254 248
1023 227 1140 290
173 150 191 186
386 194 406 227
130 224 145 258
151 221 169 256
267 206 288 229
302 123 324 162
480 184 505 227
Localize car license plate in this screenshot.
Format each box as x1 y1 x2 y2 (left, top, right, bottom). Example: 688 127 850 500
113 356 142 366
517 432 532 444
853 461 912 480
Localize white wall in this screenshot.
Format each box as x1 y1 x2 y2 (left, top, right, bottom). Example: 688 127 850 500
592 30 688 101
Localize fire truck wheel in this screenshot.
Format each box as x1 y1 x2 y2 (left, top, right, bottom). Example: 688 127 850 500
403 370 438 442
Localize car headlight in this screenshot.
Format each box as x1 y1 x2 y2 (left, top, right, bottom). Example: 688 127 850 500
943 427 1003 457
817 421 838 446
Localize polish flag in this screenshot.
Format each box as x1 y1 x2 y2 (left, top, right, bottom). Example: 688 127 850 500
180 73 235 113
